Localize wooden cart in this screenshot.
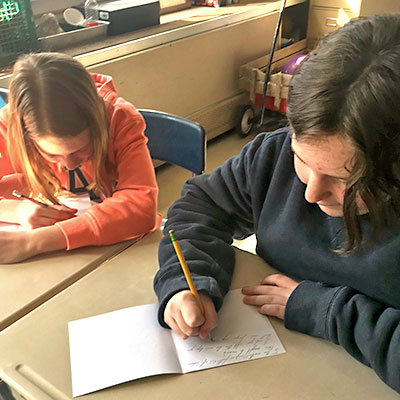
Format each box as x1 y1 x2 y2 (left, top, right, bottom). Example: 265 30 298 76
238 39 307 136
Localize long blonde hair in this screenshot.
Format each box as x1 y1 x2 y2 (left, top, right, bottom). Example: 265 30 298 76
7 52 111 204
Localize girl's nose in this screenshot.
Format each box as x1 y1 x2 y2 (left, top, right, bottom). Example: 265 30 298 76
304 172 330 204
63 155 81 171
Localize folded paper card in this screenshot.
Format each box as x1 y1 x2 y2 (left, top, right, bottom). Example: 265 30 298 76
0 193 91 231
68 289 285 397
0 222 24 231
59 193 91 216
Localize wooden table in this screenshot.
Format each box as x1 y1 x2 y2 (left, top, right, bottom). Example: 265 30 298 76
0 230 398 399
0 239 135 331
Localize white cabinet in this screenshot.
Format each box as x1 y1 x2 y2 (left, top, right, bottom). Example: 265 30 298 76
359 0 400 16
307 6 357 48
310 0 361 9
307 0 400 49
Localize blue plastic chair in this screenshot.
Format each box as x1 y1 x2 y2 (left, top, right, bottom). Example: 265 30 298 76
0 88 8 109
138 109 206 176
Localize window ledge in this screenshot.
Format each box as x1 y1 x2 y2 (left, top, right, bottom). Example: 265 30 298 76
72 0 305 67
0 0 305 81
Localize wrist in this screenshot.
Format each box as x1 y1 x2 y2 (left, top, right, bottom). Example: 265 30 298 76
26 225 67 256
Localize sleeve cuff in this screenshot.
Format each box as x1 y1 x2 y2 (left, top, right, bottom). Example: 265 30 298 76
284 280 342 339
55 213 100 250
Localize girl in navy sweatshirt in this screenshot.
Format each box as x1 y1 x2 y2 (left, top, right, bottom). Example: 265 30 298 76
154 13 400 393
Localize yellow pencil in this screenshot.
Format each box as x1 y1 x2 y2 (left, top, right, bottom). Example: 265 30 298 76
169 229 205 315
12 190 50 208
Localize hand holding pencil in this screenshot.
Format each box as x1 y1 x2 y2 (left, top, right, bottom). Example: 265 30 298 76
169 229 205 314
164 230 217 340
11 190 77 230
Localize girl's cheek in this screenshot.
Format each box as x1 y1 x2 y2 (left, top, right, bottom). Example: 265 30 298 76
40 154 58 163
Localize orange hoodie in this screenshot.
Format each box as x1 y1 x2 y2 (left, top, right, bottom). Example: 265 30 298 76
0 73 162 250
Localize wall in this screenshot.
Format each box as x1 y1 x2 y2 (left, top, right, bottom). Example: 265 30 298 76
1 2 307 140
88 12 280 139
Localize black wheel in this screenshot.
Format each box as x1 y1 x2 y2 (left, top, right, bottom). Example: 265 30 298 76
237 106 255 137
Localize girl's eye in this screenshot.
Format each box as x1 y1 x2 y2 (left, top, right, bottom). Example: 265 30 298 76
294 154 305 165
42 152 57 159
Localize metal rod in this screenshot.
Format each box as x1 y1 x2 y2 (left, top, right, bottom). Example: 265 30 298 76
259 0 287 127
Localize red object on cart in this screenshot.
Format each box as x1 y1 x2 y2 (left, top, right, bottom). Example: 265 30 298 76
254 71 292 113
237 41 308 136
192 0 219 6
254 93 288 114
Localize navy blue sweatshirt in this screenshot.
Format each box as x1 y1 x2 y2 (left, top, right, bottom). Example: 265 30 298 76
154 128 400 393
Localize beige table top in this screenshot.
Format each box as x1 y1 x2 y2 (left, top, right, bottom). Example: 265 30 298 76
0 239 135 331
0 229 398 400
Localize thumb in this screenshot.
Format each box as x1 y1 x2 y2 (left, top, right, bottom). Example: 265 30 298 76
57 204 78 214
198 296 218 339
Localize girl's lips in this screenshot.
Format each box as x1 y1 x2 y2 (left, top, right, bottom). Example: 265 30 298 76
317 203 341 207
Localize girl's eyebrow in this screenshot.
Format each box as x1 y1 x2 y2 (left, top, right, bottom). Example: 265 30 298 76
33 143 53 156
34 143 62 157
34 143 90 157
290 145 349 181
290 146 306 164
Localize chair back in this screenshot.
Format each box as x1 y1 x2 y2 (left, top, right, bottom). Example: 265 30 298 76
0 88 8 109
138 109 206 175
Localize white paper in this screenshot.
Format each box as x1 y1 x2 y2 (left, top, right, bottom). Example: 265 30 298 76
68 289 285 397
0 194 91 230
68 305 181 397
59 193 92 216
0 222 24 231
173 290 285 373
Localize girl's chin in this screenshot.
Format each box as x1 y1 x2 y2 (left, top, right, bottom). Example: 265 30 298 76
318 204 369 217
318 204 343 217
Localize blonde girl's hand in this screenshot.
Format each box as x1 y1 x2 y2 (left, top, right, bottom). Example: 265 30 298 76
242 274 299 320
164 290 217 340
0 225 67 264
0 230 37 263
16 201 77 229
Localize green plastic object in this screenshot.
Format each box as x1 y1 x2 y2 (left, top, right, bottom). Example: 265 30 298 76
0 0 39 67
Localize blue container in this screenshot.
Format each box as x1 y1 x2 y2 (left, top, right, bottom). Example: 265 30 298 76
0 88 8 109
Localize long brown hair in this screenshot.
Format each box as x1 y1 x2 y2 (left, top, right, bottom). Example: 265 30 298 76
7 52 111 204
287 14 400 253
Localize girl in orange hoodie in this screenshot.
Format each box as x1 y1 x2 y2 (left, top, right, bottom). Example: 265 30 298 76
0 52 161 263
